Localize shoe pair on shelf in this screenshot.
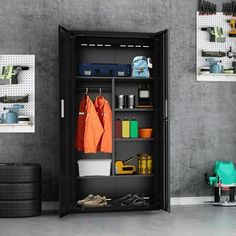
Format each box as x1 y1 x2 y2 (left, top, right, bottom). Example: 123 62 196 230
77 194 107 208
115 193 148 207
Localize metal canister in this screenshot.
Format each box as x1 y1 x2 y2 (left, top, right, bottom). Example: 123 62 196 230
116 95 124 109
138 156 141 174
147 155 152 174
0 113 3 123
128 95 135 109
141 156 147 175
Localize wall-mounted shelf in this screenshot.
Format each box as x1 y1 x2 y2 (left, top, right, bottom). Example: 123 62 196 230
196 12 236 82
0 122 34 133
197 74 236 82
0 122 33 126
0 55 35 133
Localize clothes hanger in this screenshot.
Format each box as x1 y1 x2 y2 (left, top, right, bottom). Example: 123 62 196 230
86 87 88 94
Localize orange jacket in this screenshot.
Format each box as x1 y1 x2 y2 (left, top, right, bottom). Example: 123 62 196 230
75 95 104 153
94 96 112 153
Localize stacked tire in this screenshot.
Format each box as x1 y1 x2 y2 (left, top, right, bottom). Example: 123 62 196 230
0 163 41 217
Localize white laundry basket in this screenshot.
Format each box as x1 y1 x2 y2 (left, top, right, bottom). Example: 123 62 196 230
77 159 111 177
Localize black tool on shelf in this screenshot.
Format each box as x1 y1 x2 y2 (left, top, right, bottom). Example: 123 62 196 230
0 94 29 103
201 50 226 58
227 47 236 59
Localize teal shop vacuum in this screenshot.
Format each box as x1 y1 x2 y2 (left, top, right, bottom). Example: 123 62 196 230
205 161 236 206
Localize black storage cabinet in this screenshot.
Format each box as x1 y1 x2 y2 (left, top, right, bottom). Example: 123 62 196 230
59 26 169 217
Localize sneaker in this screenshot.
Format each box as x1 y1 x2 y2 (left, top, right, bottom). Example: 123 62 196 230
115 194 132 203
83 195 107 208
77 194 94 206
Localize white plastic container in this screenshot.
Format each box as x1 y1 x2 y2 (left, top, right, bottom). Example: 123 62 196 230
77 159 111 177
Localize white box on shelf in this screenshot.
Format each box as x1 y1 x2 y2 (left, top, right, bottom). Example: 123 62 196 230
77 159 111 177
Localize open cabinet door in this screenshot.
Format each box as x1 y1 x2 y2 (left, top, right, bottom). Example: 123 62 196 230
59 26 75 217
155 30 170 211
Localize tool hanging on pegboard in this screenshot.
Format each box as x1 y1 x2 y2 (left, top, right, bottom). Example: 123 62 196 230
199 0 217 15
223 1 236 16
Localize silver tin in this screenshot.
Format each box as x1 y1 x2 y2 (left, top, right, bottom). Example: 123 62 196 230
128 95 135 109
116 95 125 109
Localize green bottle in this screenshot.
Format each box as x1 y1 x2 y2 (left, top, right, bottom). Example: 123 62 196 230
130 117 138 138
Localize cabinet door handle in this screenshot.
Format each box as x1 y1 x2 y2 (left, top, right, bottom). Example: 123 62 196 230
163 99 168 122
165 99 168 119
61 99 64 118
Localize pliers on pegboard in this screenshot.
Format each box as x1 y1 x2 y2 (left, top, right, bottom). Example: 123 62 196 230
199 0 216 15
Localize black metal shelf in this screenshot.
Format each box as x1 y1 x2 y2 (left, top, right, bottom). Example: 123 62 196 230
77 174 153 180
115 77 155 82
76 76 112 82
73 203 156 213
115 108 154 112
115 138 154 141
76 76 155 82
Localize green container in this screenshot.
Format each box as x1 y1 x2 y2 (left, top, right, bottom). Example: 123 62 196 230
208 161 236 186
130 117 138 138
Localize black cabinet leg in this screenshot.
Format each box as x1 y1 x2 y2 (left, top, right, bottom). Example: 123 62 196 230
214 187 220 203
229 188 235 202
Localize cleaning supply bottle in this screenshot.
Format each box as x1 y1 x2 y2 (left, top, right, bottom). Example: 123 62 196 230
147 155 152 175
122 117 130 138
130 117 138 138
115 119 122 138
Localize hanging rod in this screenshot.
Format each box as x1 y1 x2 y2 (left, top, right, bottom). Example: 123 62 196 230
77 86 112 89
77 86 112 94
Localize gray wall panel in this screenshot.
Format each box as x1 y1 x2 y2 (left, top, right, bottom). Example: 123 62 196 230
0 0 234 200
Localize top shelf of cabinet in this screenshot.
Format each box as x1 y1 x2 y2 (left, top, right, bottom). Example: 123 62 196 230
76 76 155 82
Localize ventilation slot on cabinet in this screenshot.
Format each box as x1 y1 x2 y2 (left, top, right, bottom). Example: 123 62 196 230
81 43 150 48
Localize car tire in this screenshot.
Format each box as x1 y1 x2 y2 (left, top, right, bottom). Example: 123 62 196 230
0 163 41 183
0 199 41 218
0 183 41 200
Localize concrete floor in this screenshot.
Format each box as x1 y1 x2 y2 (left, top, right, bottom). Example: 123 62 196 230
0 205 236 236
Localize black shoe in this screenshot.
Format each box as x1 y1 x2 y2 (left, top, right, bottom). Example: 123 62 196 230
115 194 132 203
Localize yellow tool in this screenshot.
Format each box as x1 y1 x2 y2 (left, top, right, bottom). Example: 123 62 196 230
227 19 236 37
115 156 136 175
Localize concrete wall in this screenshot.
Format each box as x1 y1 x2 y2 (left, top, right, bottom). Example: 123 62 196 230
0 0 235 200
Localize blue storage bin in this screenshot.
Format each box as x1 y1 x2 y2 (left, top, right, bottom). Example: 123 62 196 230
78 64 92 76
117 64 131 77
92 63 117 76
78 63 131 77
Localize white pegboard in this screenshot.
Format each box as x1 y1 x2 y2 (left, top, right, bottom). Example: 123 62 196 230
196 12 236 81
0 55 35 132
